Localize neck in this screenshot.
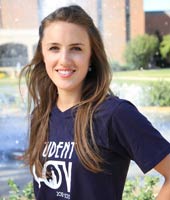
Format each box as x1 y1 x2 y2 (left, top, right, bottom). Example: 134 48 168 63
57 89 81 112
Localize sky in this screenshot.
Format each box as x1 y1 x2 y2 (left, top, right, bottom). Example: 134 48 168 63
144 0 170 11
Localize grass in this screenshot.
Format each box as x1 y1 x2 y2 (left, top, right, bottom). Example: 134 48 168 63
113 68 170 79
0 75 26 87
1 68 170 87
0 77 19 86
111 68 170 85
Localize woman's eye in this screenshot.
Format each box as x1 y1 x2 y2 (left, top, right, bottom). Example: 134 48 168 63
72 46 82 51
49 46 59 51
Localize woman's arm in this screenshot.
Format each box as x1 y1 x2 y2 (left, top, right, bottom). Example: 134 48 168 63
154 154 170 200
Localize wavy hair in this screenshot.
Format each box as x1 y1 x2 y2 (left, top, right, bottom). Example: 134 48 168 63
20 5 113 176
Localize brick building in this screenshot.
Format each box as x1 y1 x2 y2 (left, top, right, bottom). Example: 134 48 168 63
0 0 39 66
0 0 39 29
102 0 145 62
145 11 170 36
0 0 145 66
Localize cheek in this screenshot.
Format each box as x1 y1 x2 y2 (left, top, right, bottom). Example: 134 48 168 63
43 50 57 66
44 55 54 65
76 54 91 67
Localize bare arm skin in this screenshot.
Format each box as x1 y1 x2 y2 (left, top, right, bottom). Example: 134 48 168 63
154 154 170 200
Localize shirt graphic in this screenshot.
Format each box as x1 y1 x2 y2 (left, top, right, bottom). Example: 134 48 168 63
33 141 74 199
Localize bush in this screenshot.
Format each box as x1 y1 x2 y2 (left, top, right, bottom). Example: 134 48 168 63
0 179 34 200
110 61 129 71
123 176 159 200
0 176 159 200
112 80 170 107
160 34 170 62
146 81 170 106
124 34 159 70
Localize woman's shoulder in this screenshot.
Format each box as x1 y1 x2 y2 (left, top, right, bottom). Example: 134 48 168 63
98 95 134 112
94 95 139 120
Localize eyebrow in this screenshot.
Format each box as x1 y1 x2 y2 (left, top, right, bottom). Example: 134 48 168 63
69 43 85 46
47 42 85 46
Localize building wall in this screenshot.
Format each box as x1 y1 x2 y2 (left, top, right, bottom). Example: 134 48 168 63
0 0 39 64
0 0 39 29
102 0 144 63
130 0 145 38
145 11 170 36
0 7 2 28
102 0 126 62
0 0 145 65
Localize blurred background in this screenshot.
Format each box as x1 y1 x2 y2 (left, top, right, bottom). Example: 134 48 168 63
0 0 170 198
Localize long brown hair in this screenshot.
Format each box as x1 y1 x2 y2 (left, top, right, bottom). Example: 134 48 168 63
20 5 113 176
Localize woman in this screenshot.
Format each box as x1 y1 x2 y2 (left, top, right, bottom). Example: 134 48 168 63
21 5 170 200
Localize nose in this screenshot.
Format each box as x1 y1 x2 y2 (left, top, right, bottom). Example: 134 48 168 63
59 50 72 67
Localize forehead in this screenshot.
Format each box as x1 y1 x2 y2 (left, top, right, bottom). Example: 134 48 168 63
42 21 90 44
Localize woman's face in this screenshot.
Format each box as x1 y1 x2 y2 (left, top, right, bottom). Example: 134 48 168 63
42 21 91 95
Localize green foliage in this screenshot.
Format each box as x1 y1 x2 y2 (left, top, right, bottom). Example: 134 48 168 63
5 179 21 200
160 34 170 59
22 182 34 200
124 34 159 70
110 61 129 71
0 176 159 200
123 176 159 200
0 179 34 200
144 81 170 106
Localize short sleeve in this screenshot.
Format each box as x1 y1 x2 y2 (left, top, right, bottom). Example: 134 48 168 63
111 100 170 173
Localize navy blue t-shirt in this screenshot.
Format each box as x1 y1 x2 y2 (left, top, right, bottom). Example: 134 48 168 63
33 96 170 200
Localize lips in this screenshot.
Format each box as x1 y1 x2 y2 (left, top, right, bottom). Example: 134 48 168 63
56 69 76 78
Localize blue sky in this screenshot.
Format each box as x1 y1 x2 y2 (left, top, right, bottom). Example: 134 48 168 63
144 0 170 11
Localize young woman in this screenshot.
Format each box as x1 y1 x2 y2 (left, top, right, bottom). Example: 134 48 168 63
21 5 170 200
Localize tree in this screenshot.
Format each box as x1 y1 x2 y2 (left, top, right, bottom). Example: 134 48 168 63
124 34 159 70
160 34 170 64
